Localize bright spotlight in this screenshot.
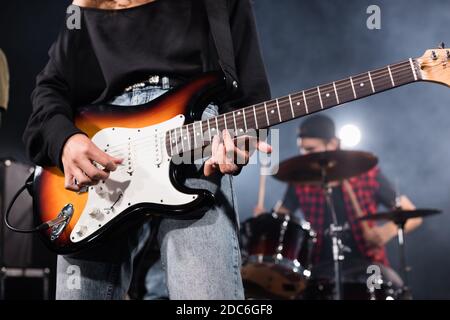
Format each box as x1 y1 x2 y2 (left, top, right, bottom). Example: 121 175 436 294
338 124 361 148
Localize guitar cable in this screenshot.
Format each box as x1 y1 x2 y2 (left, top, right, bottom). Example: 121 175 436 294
3 179 49 233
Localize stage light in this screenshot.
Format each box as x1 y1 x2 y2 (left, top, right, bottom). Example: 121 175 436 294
338 124 361 148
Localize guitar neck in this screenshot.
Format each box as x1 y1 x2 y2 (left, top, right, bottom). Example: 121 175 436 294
167 58 421 156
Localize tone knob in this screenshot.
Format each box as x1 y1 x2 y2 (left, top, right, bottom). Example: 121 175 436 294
75 225 88 237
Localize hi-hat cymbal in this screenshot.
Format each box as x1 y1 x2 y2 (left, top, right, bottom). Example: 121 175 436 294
358 209 442 223
273 150 378 183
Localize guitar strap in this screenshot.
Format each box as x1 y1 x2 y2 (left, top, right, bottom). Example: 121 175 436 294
203 0 239 94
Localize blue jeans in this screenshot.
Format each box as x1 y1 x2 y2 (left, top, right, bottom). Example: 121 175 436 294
55 86 244 300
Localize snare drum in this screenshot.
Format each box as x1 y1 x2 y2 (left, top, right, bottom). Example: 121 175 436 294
240 212 316 299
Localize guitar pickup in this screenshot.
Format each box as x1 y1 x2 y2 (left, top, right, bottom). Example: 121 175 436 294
153 131 163 165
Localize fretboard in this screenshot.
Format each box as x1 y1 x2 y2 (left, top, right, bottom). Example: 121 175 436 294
166 59 421 156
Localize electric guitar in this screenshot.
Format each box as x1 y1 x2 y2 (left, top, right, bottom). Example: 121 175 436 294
34 47 450 254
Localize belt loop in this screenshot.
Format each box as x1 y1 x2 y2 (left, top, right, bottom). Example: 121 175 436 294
162 76 170 90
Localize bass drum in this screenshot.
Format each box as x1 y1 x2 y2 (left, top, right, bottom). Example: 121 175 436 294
240 212 316 299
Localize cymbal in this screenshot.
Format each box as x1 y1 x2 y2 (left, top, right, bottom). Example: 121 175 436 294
273 150 378 183
358 209 442 223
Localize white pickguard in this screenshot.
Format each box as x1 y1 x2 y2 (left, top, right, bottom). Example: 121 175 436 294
70 115 197 243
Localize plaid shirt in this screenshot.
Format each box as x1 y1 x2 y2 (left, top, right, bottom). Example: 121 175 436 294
294 166 388 265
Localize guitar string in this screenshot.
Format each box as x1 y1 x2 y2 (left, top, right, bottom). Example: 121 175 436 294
102 62 414 154
108 68 416 161
93 63 416 157
108 66 416 160
164 66 416 155
164 63 415 147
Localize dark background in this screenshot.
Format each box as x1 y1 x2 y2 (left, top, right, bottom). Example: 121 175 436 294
0 0 449 299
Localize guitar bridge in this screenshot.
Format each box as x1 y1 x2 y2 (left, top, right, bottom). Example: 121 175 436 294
50 204 74 241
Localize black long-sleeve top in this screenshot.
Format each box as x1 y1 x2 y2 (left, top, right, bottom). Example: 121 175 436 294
23 0 271 168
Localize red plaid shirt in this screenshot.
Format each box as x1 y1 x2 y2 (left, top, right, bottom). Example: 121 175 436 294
295 166 388 265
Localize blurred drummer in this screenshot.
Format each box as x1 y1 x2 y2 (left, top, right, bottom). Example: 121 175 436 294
255 114 422 284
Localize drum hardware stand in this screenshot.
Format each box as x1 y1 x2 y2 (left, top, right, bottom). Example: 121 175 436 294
394 217 412 299
319 162 346 300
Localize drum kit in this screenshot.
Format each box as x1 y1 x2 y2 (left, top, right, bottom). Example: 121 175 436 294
240 150 442 300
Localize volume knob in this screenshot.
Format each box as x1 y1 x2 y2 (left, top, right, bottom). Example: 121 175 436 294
89 208 105 221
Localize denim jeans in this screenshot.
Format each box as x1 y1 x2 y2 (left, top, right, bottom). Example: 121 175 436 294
55 86 244 300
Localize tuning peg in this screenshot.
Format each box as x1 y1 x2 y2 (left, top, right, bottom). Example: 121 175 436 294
431 50 438 60
438 42 445 49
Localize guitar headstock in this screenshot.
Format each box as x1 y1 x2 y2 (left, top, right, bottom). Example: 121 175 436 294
416 43 450 87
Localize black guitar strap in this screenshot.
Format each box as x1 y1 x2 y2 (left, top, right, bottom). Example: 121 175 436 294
203 0 239 94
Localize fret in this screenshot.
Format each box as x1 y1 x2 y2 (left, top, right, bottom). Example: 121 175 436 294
255 103 268 129
184 126 191 151
387 65 395 87
290 94 305 116
352 73 373 98
235 110 245 135
223 114 227 131
333 82 340 104
210 118 217 137
168 130 174 155
274 99 281 122
191 123 197 149
244 107 256 131
224 113 234 133
253 105 258 129
368 72 375 93
334 79 354 104
206 118 212 142
264 102 270 126
266 100 280 125
317 87 324 109
198 121 204 146
278 96 293 120
304 88 322 113
349 77 357 99
200 121 208 148
177 127 184 153
194 121 203 149
207 117 217 140
191 124 197 150
288 95 295 118
392 61 416 85
232 111 238 134
190 124 197 151
409 58 418 81
371 67 392 92
201 121 208 146
242 108 248 132
173 129 180 155
215 117 220 134
319 83 338 108
302 91 309 114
